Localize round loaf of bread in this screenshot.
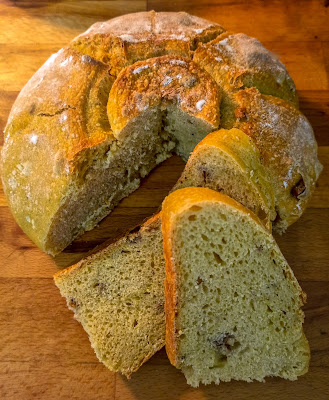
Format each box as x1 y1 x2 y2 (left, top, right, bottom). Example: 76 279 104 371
0 11 322 255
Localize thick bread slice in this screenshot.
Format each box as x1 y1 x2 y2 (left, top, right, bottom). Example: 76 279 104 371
161 187 310 387
173 128 276 229
54 215 165 377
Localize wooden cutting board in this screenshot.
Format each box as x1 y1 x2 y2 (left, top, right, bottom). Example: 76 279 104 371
0 1 328 399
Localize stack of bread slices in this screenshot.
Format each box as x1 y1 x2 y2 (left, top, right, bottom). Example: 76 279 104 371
55 128 311 386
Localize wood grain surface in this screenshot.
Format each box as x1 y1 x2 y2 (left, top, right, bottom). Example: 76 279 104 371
0 1 328 399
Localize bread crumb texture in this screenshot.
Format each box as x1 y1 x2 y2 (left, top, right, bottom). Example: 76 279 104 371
162 188 309 387
54 216 165 377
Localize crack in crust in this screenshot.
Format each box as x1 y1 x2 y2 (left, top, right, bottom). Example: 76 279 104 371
36 105 77 118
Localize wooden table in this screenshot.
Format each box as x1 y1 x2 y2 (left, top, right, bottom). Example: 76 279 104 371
0 1 328 399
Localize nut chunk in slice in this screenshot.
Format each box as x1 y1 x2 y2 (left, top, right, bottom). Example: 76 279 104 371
108 55 221 160
162 187 309 387
54 215 165 377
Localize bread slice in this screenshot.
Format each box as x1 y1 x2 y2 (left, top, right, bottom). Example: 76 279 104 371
173 128 276 230
161 187 310 387
54 215 165 377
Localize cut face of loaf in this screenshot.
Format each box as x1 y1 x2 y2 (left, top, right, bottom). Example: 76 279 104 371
1 50 220 255
54 215 165 377
162 187 310 387
173 128 276 229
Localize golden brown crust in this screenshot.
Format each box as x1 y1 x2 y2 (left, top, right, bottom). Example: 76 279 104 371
72 11 225 75
233 88 323 231
161 204 178 367
108 55 220 135
5 47 113 161
193 32 298 106
163 238 178 367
